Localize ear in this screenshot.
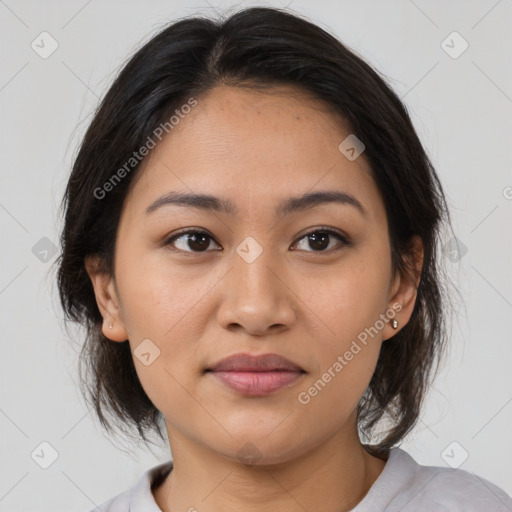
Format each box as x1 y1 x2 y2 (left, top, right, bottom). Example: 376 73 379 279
85 255 129 342
382 235 424 341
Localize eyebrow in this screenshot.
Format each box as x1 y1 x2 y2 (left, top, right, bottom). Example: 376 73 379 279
145 190 366 217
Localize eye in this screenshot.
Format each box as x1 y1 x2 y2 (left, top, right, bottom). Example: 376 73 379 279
292 228 350 253
164 227 351 254
164 229 221 253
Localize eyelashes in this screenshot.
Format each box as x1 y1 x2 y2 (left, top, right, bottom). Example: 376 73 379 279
292 228 351 253
163 227 352 255
165 229 220 253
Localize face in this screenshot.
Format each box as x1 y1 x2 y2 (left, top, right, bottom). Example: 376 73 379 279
87 84 421 465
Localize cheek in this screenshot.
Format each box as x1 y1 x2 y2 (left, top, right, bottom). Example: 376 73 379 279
294 292 384 439
295 249 391 347
292 250 389 404
116 243 218 339
115 247 217 418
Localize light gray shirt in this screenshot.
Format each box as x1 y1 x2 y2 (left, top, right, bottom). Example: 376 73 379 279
90 447 512 511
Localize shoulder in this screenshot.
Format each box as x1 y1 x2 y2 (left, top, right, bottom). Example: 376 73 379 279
381 448 512 512
88 489 130 512
87 461 173 512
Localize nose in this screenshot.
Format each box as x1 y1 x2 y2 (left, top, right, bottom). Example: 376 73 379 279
216 243 296 336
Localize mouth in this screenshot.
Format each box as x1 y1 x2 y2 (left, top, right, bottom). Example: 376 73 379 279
205 352 306 396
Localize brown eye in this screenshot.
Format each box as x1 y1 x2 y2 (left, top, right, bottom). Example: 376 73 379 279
165 230 221 253
292 229 350 253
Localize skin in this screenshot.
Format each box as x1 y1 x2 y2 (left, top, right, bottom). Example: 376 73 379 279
86 84 423 512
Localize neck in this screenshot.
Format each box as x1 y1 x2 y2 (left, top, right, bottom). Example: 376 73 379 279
153 423 387 512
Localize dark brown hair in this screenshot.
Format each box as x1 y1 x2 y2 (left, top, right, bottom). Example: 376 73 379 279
56 6 457 455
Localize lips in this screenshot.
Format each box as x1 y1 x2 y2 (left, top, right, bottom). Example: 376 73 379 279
206 352 304 373
206 353 306 396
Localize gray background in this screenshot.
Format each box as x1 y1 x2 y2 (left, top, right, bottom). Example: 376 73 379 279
0 0 511 510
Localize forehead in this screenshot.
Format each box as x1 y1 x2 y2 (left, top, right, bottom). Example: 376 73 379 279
124 84 386 224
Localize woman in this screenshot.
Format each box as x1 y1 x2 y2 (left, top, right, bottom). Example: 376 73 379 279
56 6 512 512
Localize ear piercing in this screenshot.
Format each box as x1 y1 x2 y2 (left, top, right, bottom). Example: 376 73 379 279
109 323 113 329
391 319 399 329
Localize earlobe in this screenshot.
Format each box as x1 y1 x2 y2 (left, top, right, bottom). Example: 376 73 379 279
84 255 129 342
383 235 424 341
